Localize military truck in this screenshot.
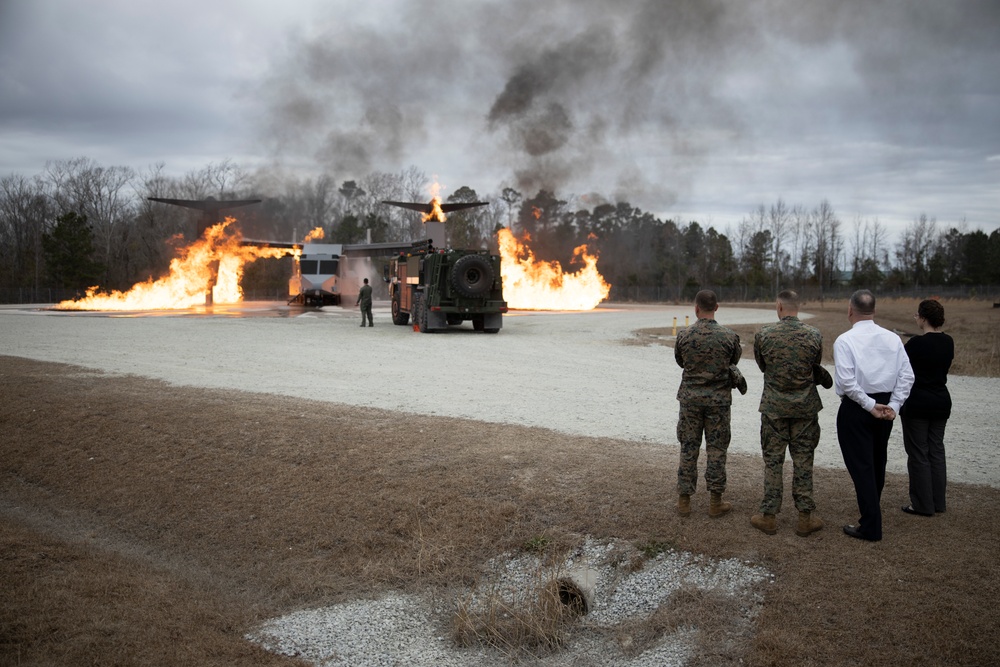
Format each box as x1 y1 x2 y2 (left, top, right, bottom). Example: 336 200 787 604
385 239 507 333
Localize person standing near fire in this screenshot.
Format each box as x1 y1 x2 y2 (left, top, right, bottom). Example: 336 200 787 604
835 289 914 542
899 299 953 516
356 278 373 327
674 290 743 518
750 290 827 537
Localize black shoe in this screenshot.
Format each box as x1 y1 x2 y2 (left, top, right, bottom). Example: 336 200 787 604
902 505 933 517
842 524 879 541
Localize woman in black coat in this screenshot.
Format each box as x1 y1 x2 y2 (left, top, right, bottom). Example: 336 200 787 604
899 299 954 516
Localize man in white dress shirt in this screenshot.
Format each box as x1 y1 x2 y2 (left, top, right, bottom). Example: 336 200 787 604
834 289 914 541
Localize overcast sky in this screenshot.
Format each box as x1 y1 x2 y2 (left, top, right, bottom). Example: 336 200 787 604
1 0 998 239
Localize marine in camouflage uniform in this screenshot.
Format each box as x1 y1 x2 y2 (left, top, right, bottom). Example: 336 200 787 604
751 290 825 537
674 290 742 516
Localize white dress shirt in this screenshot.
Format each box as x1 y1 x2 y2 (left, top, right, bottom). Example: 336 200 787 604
834 319 915 413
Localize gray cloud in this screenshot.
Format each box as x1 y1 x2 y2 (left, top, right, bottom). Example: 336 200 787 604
0 0 997 234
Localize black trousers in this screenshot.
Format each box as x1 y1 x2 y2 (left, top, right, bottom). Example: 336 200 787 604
837 393 893 541
901 416 948 514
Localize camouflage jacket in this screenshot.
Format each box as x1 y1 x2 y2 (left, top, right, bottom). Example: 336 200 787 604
754 315 823 417
674 318 742 406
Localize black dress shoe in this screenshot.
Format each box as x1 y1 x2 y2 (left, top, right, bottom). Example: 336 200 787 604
902 505 933 516
842 524 880 541
843 524 863 539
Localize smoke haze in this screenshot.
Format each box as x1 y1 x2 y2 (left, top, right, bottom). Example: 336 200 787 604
1 0 997 231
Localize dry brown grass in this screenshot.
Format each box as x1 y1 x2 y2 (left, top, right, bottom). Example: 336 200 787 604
451 566 584 656
2 352 999 666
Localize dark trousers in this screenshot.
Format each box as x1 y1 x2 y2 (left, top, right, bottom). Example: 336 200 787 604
837 393 893 540
901 416 948 514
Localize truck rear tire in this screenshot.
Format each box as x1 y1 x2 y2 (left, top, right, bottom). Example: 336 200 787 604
391 297 409 325
451 254 494 298
413 292 427 332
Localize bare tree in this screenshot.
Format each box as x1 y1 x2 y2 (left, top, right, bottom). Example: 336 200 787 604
206 159 249 198
0 174 51 291
767 198 789 292
299 174 338 233
867 217 890 269
787 204 812 285
132 162 188 278
894 213 937 287
811 200 840 297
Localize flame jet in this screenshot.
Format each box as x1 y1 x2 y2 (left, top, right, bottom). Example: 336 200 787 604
148 196 262 305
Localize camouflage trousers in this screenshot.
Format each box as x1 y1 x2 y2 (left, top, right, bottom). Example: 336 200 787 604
758 414 820 514
676 404 731 495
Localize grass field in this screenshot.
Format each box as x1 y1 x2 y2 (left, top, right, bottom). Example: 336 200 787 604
2 298 998 666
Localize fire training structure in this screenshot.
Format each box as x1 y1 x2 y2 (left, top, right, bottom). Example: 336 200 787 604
244 197 508 332
148 196 262 306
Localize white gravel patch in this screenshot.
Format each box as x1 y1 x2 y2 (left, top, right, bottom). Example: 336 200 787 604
246 537 771 667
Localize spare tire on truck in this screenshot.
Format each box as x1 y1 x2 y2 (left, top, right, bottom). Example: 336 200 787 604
450 254 494 298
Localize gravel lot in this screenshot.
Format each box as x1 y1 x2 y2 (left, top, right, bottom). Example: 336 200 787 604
2 301 996 487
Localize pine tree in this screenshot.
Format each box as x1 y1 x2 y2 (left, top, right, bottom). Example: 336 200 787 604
41 211 104 289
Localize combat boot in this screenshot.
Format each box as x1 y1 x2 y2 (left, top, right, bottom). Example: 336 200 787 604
795 511 824 537
677 494 691 517
751 513 777 535
709 492 732 518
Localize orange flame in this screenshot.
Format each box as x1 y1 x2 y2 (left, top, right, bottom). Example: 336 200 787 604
422 197 446 223
55 218 295 311
303 227 325 242
498 227 610 311
422 181 446 222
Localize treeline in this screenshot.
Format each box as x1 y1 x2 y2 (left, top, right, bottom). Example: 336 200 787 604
2 157 999 301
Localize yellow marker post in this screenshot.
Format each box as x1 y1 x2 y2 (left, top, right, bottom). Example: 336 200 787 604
672 316 677 336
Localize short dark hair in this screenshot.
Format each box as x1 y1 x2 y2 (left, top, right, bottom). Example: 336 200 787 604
850 289 875 316
918 299 945 328
695 290 718 312
363 278 369 284
777 290 799 309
